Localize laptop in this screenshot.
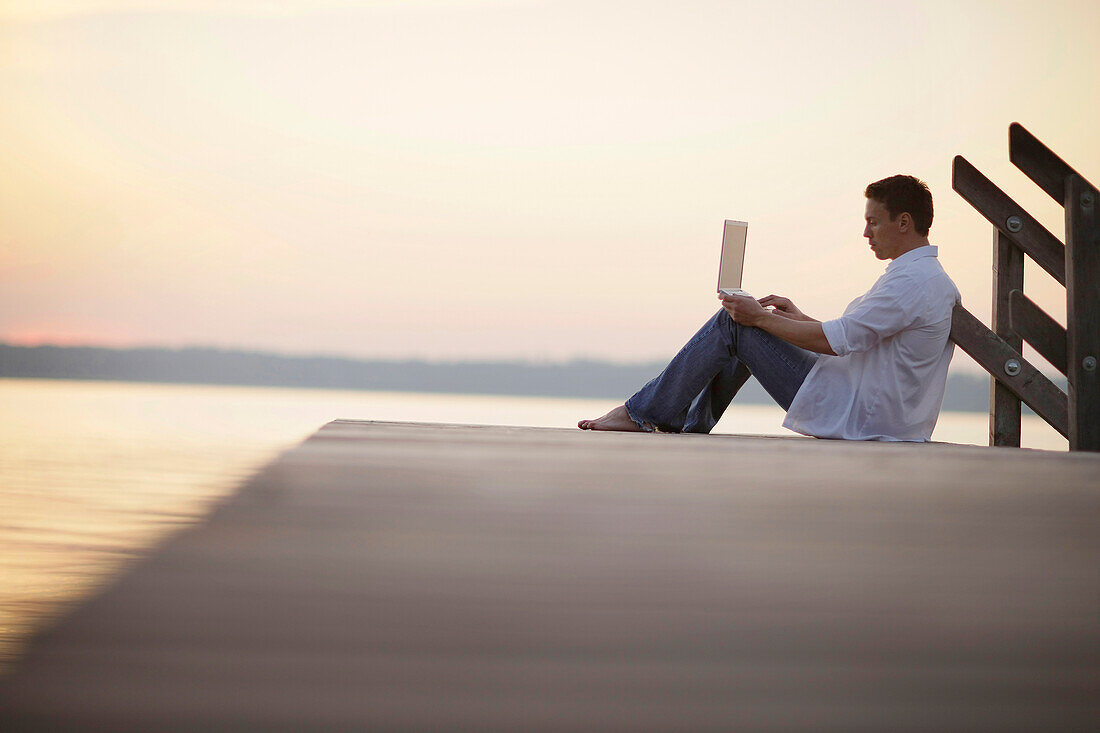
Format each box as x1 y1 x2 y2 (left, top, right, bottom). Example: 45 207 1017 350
717 219 751 298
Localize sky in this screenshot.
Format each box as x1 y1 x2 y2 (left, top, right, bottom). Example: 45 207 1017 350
1 0 1098 370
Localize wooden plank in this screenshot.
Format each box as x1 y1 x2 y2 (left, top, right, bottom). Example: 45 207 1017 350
950 304 1068 437
1065 174 1100 452
1009 289 1068 375
953 155 1066 285
990 230 1023 447
1009 122 1094 204
1 420 1099 730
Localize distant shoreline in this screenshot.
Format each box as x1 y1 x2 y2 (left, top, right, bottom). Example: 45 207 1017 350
0 342 1033 414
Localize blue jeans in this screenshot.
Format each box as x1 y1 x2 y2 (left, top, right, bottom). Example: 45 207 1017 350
625 309 820 433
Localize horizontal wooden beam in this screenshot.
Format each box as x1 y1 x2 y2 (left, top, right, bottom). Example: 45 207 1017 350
1008 290 1067 376
953 156 1066 285
1009 122 1094 204
950 304 1068 438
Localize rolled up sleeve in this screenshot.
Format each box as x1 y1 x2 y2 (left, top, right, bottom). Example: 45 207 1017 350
822 282 922 356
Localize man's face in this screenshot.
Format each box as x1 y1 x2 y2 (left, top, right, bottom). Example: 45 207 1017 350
863 199 904 261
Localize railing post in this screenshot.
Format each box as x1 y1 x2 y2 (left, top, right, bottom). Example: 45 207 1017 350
990 230 1024 446
952 123 1098 450
1065 174 1100 451
950 306 1068 438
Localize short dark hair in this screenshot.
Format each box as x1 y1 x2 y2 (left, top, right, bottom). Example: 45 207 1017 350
864 175 933 237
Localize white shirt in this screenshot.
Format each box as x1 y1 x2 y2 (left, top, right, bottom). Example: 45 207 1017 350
783 245 960 441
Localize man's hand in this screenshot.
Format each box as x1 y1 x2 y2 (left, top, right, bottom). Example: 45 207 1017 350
719 292 835 355
718 292 767 326
758 294 803 319
758 294 811 322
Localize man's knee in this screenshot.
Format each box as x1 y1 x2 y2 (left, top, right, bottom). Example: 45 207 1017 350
714 307 754 353
715 307 754 337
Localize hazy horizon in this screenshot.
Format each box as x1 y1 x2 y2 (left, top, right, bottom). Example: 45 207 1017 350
0 340 1044 416
2 0 1097 375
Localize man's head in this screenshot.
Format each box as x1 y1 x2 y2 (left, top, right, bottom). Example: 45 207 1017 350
863 175 933 260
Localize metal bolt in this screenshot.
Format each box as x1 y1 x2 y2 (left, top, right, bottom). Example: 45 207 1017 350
1085 356 1097 372
1006 216 1023 233
1082 192 1095 209
1004 358 1021 377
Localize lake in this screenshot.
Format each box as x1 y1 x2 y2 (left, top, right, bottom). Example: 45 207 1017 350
0 377 1067 671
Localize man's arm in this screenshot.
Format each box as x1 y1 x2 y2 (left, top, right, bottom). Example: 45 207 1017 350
754 312 836 354
720 293 836 355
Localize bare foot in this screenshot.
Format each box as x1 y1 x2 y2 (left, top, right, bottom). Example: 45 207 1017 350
577 405 646 432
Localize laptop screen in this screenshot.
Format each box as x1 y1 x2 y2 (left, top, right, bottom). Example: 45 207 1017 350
718 220 748 292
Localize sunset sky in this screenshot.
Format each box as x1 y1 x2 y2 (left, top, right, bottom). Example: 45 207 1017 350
2 0 1098 370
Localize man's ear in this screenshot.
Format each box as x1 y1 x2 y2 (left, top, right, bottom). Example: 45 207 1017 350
897 212 912 232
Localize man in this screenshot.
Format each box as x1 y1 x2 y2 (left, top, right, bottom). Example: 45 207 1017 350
578 174 961 441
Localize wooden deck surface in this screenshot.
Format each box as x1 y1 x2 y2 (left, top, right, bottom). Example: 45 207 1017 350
1 420 1098 730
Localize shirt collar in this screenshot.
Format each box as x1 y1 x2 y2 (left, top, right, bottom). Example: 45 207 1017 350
886 244 937 271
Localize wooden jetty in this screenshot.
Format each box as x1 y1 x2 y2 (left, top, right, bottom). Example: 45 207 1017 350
1 420 1098 730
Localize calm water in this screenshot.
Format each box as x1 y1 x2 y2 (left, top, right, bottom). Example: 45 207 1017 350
0 377 1067 670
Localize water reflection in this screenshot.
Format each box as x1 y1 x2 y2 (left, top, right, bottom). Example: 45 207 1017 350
0 380 297 671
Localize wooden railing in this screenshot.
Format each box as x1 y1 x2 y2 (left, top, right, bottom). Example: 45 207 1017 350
949 123 1099 452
